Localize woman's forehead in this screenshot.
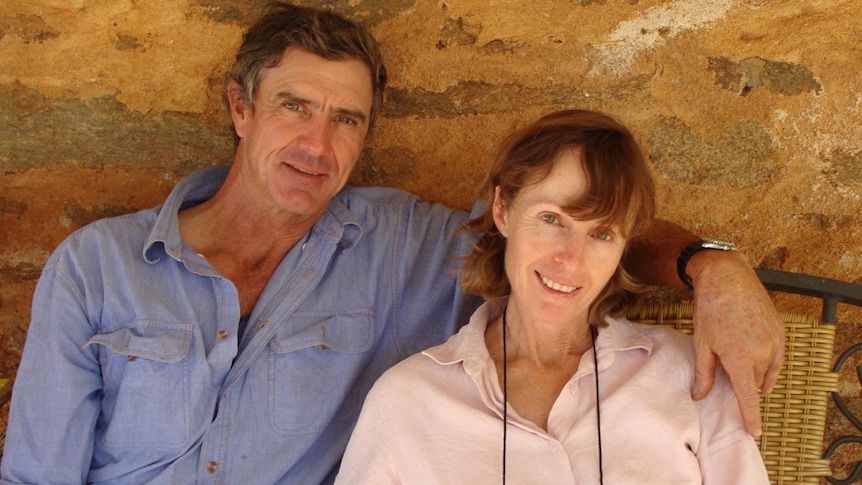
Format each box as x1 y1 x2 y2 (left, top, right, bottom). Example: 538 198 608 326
514 148 587 204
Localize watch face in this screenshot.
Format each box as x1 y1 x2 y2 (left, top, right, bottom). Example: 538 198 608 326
699 238 736 251
678 238 736 289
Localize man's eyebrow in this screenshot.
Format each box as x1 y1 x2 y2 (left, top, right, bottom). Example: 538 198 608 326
274 90 310 107
274 90 368 125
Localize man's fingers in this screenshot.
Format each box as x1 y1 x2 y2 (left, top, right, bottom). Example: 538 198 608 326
728 370 764 437
692 343 717 401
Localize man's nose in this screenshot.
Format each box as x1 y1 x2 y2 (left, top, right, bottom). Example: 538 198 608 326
298 116 332 156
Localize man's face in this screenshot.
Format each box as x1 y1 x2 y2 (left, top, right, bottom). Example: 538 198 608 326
231 47 373 219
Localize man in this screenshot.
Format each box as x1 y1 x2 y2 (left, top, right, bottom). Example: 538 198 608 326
1 4 783 484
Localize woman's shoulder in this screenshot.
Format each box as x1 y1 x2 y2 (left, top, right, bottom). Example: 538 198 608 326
607 316 697 364
368 350 455 394
361 350 476 426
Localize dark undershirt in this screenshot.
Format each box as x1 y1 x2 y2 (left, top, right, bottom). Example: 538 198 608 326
238 313 251 343
233 314 252 366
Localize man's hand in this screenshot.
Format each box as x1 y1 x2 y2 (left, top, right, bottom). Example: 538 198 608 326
687 249 785 437
623 219 786 436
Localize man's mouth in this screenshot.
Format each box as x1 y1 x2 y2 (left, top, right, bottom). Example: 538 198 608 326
287 163 323 176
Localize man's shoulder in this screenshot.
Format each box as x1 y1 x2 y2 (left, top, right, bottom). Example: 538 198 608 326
337 185 418 206
336 186 468 219
51 208 158 260
72 207 157 238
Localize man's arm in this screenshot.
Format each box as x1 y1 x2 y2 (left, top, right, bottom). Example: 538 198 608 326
624 219 785 437
0 263 100 483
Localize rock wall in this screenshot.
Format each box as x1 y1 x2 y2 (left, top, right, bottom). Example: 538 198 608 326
1 0 860 479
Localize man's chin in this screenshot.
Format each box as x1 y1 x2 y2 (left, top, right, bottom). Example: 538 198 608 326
274 192 331 218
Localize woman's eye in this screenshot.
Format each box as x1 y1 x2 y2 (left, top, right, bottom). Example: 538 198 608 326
541 214 560 225
594 227 621 242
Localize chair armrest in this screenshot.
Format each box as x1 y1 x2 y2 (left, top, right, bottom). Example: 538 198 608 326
756 268 862 323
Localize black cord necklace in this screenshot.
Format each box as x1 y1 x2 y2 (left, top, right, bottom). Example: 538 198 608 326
501 306 603 484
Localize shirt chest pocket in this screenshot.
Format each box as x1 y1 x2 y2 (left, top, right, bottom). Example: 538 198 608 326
266 311 374 435
87 321 195 448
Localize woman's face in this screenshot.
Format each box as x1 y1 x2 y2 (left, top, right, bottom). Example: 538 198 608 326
493 147 627 324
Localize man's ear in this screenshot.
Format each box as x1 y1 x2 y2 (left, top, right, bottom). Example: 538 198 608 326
492 186 509 238
226 80 250 138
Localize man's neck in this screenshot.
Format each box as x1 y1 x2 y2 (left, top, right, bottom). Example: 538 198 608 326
177 169 323 314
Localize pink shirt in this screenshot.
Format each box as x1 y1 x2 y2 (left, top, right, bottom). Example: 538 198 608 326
336 298 769 484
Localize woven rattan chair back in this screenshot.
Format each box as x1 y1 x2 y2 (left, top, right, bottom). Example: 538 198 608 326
627 302 837 485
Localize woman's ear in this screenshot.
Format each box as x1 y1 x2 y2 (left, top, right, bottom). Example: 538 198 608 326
226 80 250 139
492 186 509 238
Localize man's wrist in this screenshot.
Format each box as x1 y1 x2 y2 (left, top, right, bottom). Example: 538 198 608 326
677 238 737 289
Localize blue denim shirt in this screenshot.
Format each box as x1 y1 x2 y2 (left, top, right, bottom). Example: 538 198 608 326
1 166 483 484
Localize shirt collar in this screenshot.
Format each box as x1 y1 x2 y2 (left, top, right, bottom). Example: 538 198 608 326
326 190 363 252
143 166 365 263
423 297 506 375
423 297 654 374
143 166 226 264
594 313 654 371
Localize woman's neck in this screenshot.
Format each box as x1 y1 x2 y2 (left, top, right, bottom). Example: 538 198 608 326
484 303 596 430
497 301 593 365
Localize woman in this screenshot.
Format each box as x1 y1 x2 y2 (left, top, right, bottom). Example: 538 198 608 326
335 110 769 484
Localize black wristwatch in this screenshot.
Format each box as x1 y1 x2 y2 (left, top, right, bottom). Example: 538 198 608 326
676 238 737 289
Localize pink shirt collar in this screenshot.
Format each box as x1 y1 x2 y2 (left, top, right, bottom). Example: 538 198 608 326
423 297 654 377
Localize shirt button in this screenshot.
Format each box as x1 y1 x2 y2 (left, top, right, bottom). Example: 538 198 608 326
317 344 329 350
206 461 218 473
127 355 136 362
257 320 268 332
218 330 229 340
550 444 559 453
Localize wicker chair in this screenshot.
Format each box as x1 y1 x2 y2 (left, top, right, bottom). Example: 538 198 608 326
627 302 836 485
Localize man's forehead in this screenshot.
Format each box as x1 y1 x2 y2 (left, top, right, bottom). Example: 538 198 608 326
269 47 371 82
260 48 373 104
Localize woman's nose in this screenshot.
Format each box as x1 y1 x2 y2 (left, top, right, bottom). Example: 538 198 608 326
554 236 586 266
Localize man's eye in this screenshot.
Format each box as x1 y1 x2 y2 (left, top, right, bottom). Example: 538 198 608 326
336 116 357 125
285 102 302 111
